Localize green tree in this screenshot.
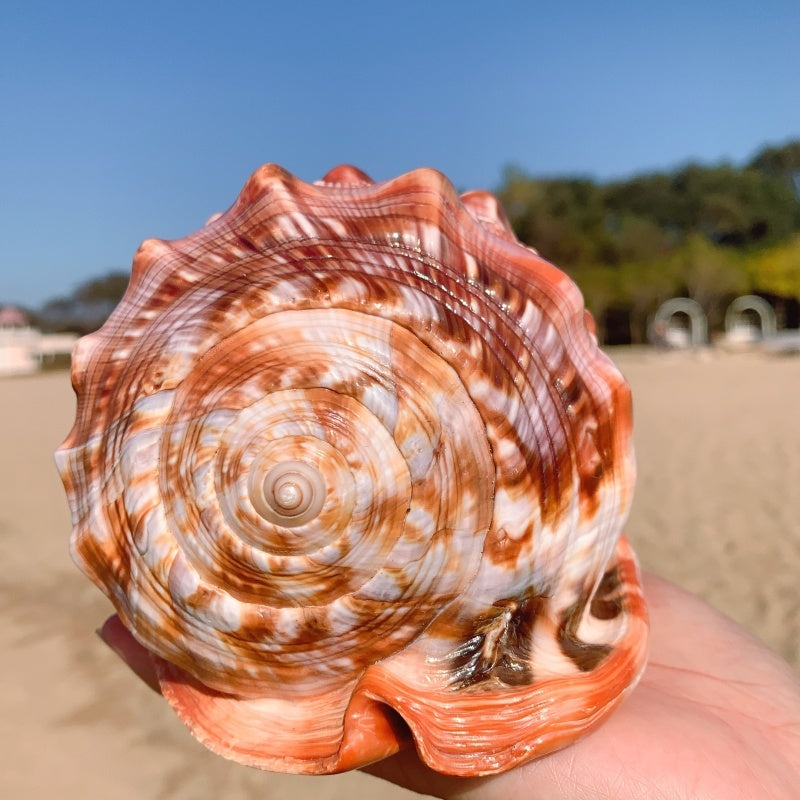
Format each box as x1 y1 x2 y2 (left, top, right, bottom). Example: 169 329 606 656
749 140 800 196
617 258 683 343
496 141 800 343
34 270 130 334
568 265 620 343
73 272 130 304
748 236 800 299
497 168 612 267
671 235 749 330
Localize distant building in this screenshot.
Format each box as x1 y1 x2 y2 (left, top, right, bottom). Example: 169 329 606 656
0 305 78 376
0 306 30 328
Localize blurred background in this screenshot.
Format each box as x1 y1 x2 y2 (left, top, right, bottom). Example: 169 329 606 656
2 1 798 798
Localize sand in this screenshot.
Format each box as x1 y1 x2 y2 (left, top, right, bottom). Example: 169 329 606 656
1 347 798 798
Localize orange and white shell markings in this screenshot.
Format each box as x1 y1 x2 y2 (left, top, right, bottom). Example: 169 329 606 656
56 164 648 776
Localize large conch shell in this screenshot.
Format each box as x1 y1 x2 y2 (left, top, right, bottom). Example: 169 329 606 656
56 164 647 776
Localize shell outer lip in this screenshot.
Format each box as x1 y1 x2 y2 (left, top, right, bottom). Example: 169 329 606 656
150 536 647 776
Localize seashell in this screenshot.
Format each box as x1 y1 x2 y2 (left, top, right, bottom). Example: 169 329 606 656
55 163 648 776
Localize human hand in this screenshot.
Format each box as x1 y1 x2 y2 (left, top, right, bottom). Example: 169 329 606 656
99 573 800 799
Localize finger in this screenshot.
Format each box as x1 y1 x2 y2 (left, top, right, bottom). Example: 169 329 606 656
97 614 162 694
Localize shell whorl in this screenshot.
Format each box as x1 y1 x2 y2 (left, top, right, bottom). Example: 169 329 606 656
56 164 646 775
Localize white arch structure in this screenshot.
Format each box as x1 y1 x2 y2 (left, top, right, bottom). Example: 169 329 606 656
724 295 776 341
652 298 708 347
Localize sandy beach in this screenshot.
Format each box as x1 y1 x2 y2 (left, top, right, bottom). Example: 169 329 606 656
2 347 798 798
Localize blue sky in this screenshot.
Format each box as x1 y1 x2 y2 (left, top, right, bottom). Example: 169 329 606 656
2 0 799 308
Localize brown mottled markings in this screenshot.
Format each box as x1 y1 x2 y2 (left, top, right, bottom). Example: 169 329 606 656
56 163 647 775
554 369 584 410
105 495 133 591
449 590 544 688
576 425 605 502
553 365 609 516
557 594 613 672
588 565 625 621
483 524 531 571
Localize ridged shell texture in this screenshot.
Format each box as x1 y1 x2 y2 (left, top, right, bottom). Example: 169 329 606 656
56 164 648 776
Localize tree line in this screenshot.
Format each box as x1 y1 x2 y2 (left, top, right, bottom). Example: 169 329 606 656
27 140 800 344
496 140 800 342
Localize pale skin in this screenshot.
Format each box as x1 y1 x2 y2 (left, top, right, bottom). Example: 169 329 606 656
100 574 800 799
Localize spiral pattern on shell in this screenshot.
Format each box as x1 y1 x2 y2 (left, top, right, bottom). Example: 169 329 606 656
57 164 648 776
